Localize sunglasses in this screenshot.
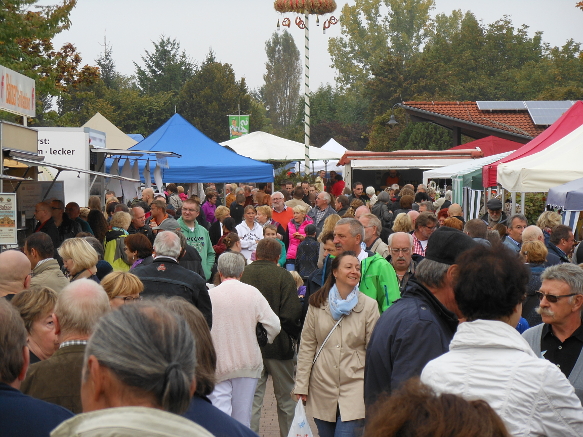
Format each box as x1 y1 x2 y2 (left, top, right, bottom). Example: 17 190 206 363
535 291 578 303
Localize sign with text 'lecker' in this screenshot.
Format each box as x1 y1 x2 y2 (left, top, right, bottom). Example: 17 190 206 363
0 65 36 118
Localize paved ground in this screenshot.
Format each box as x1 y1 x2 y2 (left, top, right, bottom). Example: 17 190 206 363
259 375 318 437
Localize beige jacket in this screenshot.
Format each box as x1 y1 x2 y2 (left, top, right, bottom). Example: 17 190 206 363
294 293 379 422
369 238 390 259
51 406 214 437
31 259 69 293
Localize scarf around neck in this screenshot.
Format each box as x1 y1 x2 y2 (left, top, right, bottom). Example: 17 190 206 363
328 283 359 321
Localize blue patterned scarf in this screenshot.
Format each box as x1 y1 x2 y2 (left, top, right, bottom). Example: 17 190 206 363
328 284 359 321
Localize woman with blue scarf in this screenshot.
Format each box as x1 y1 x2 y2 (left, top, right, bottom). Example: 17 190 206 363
293 251 380 437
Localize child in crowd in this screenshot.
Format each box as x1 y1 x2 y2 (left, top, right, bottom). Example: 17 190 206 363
289 270 306 305
250 224 286 267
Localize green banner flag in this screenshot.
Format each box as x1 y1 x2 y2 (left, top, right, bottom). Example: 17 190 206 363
229 115 249 139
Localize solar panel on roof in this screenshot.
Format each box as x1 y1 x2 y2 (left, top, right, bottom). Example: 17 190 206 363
476 101 526 110
524 101 575 109
525 101 575 125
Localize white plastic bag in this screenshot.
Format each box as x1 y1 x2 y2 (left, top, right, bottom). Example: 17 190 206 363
287 400 314 437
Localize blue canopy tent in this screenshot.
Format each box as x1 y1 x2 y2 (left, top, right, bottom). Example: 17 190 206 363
108 114 273 182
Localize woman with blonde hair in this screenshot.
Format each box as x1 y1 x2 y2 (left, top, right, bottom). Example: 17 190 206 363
343 198 364 218
11 286 59 363
286 204 313 271
101 271 144 309
392 212 413 233
209 205 231 246
255 205 285 236
103 211 132 272
58 237 100 282
235 205 264 260
317 214 341 268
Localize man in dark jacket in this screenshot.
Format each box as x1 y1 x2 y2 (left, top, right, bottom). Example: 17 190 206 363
364 227 477 410
128 206 155 244
480 198 508 228
133 231 212 328
50 199 81 244
34 202 60 253
240 238 302 437
0 299 73 436
547 224 576 264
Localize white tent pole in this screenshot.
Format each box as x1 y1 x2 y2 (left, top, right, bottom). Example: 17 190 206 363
303 14 311 175
521 192 526 216
511 192 517 216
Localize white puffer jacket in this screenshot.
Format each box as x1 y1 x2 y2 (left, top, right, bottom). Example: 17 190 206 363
421 319 583 437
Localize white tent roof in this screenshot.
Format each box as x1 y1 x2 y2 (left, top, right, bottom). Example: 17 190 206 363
299 138 347 174
497 123 583 192
350 158 474 171
423 152 513 184
220 131 342 162
83 113 137 150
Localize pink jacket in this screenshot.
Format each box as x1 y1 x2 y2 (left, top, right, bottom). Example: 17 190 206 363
286 217 314 260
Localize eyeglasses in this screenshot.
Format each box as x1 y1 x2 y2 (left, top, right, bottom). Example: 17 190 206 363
535 291 578 303
51 207 62 210
113 295 143 303
390 248 411 254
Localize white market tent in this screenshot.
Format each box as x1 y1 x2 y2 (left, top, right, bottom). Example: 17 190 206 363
83 112 137 150
299 138 347 175
423 152 513 185
220 131 342 162
497 123 583 193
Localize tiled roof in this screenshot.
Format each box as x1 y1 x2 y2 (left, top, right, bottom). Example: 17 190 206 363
402 101 546 138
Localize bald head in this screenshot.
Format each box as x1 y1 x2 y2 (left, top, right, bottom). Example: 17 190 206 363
0 251 31 296
55 279 110 340
354 205 370 220
448 203 462 217
142 188 154 204
522 225 544 243
407 210 419 226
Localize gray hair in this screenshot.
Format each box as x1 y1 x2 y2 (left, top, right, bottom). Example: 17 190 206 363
541 264 583 300
336 218 364 242
362 214 382 238
388 232 414 247
130 206 145 219
377 191 390 203
56 279 110 337
84 302 196 414
444 190 452 201
415 258 450 288
271 191 284 199
0 299 27 384
319 192 331 204
509 214 527 227
154 231 181 259
217 252 246 278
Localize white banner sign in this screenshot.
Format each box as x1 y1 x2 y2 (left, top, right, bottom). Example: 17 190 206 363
0 64 36 118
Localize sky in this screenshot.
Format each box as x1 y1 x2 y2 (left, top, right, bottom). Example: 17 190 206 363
37 0 583 92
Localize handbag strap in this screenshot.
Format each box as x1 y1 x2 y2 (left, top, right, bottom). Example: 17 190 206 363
312 315 344 366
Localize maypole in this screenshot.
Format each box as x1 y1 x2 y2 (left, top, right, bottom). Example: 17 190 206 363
274 0 337 176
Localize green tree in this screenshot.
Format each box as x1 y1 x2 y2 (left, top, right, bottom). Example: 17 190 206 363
96 40 118 89
328 0 433 89
262 30 301 130
177 52 252 142
135 36 195 94
0 0 83 122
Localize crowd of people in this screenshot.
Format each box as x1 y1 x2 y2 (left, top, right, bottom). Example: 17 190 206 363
1 176 583 437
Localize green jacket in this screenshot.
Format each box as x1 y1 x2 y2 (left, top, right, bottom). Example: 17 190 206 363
360 253 400 313
178 217 215 281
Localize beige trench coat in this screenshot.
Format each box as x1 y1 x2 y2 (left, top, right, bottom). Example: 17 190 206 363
293 293 379 422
